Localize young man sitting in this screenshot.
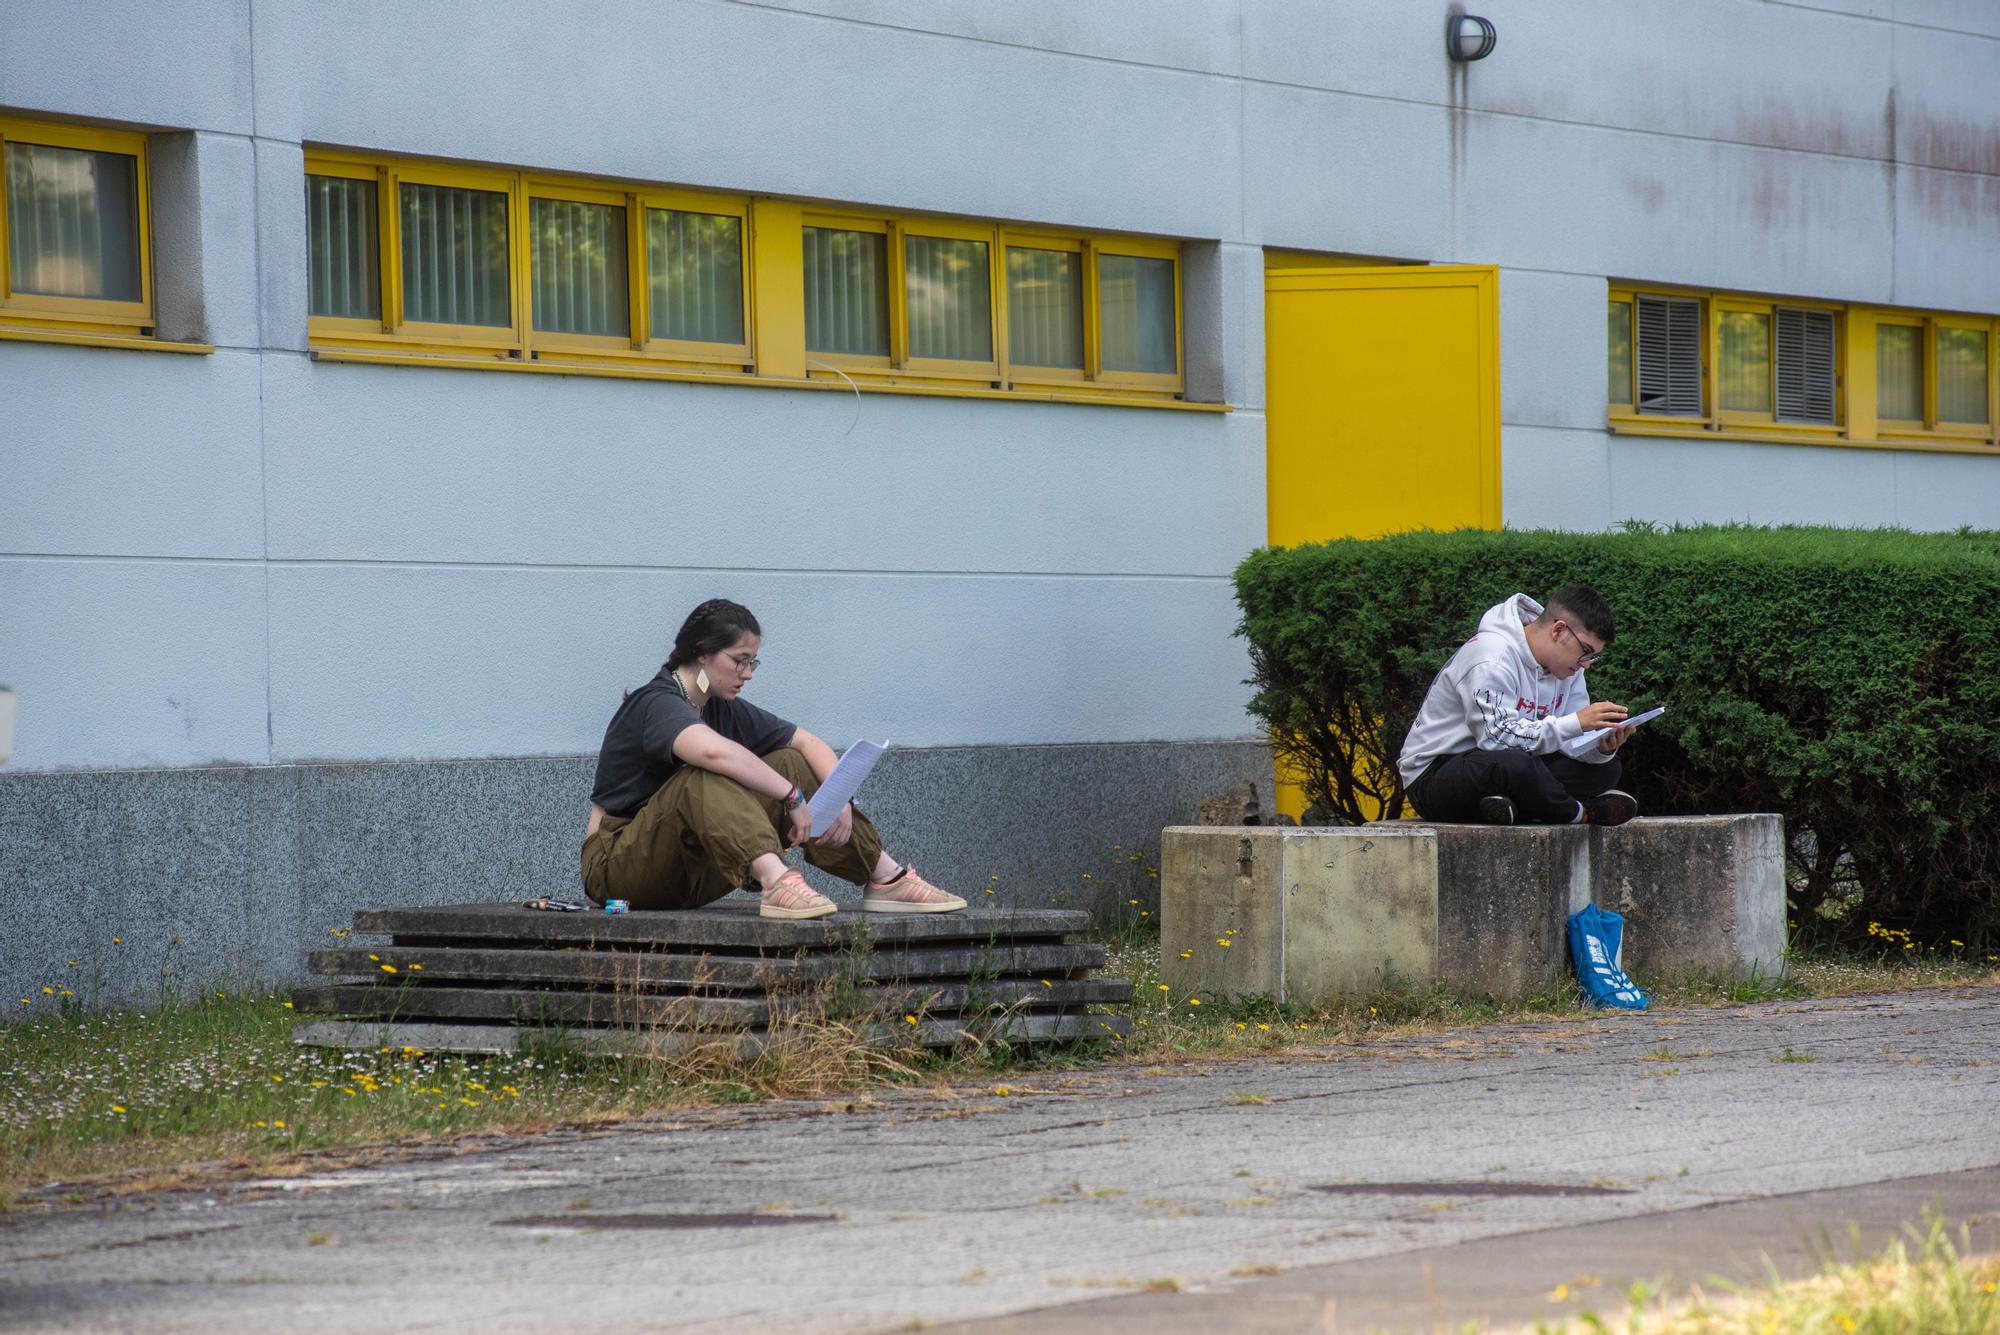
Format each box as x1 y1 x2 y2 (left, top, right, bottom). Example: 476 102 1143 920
1398 585 1639 826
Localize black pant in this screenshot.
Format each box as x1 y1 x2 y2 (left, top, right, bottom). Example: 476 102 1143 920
1410 749 1623 824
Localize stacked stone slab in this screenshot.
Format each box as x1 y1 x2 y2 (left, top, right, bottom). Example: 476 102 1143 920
1161 816 1785 1004
295 902 1130 1055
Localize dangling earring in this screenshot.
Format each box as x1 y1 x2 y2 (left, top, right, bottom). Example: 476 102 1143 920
694 667 710 694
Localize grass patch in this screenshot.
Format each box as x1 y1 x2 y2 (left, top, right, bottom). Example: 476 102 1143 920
1520 1211 1998 1334
2 910 1991 1204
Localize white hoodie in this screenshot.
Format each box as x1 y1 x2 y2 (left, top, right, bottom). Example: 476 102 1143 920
1396 593 1615 786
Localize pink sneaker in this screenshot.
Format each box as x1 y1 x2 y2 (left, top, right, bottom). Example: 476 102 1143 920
861 867 967 914
760 869 836 920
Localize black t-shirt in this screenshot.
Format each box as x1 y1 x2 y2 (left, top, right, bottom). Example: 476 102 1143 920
589 669 797 818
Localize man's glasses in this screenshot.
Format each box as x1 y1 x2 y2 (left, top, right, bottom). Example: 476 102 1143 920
1559 622 1604 664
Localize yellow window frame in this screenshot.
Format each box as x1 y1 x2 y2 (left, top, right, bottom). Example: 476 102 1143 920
1929 313 1998 441
1608 285 1709 426
303 155 393 339
632 186 754 370
1606 294 1635 413
521 176 637 357
800 210 898 376
1869 311 1928 434
0 117 154 335
1713 295 1843 435
1092 234 1183 394
999 227 1092 389
896 214 1004 384
387 160 525 353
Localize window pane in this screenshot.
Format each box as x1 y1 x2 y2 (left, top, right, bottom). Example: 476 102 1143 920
1938 327 1990 425
905 234 991 363
1719 310 1771 413
1006 246 1082 370
1099 253 1176 375
530 197 628 338
305 174 380 321
1876 324 1922 421
1607 300 1632 405
648 209 743 346
399 181 510 327
4 140 141 301
803 226 888 357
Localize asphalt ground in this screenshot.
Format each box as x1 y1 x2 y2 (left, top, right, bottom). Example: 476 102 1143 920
2 986 1995 1333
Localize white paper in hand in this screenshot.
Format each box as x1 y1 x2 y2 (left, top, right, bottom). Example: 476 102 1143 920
1561 706 1665 759
810 740 888 837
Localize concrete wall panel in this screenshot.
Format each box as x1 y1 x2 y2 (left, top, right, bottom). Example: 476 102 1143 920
1889 451 2000 530
259 358 1256 576
254 140 310 352
0 345 265 560
0 0 252 134
149 132 261 349
1501 426 1612 533
1241 84 1452 258
1245 0 1893 163
0 559 268 771
1608 438 1900 529
252 0 1240 239
1460 113 1895 302
731 0 1244 77
264 564 1252 763
1890 166 2000 313
1500 269 1610 432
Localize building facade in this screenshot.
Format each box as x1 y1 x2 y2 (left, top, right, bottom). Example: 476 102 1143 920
3 0 1997 1002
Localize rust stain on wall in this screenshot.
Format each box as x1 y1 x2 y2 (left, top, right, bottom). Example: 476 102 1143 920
1898 103 2000 177
1729 92 1884 161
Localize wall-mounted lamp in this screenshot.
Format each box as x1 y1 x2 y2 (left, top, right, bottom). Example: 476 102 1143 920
1446 13 1497 62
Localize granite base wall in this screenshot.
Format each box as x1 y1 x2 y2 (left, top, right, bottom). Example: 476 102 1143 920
0 740 1271 1009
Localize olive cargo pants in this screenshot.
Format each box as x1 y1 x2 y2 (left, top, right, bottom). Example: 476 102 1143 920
580 747 884 909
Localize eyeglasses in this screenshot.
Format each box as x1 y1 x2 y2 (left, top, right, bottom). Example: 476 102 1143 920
1559 622 1604 664
723 651 761 672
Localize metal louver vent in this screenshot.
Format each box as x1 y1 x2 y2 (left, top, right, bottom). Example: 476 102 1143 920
1775 307 1836 423
1636 295 1702 416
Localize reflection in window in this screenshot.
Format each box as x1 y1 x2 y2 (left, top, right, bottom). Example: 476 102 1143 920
306 175 380 320
1607 300 1632 405
4 140 141 301
1876 324 1922 422
1719 310 1771 413
804 227 888 356
905 235 991 362
1099 254 1175 375
1006 246 1082 370
531 198 627 338
1938 328 1989 425
648 209 743 346
400 182 510 327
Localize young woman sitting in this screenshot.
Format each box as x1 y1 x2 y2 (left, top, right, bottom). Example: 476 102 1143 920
582 598 967 920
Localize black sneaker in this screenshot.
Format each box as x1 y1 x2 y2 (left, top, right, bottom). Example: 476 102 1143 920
1478 795 1516 825
1581 789 1639 827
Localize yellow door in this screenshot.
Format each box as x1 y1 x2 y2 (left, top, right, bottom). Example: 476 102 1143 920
1265 264 1501 546
1263 264 1501 815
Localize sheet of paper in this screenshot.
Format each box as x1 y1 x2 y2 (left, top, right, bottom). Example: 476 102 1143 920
810 739 888 837
1561 705 1665 758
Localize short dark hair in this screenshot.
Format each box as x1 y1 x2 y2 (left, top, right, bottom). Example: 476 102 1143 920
665 599 761 670
1542 584 1615 644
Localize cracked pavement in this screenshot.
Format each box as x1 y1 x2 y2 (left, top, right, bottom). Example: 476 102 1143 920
2 986 1996 1332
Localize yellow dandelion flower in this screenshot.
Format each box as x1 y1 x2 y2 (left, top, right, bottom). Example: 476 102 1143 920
995 1086 1012 1096
271 1074 283 1083
273 1120 285 1129
1257 1023 1270 1031
17 999 28 1005
1189 998 1201 1007
904 1014 918 1025
1546 1284 1570 1302
254 1120 268 1129
1158 984 1170 992
984 887 995 895
1235 1022 1246 1031
282 1001 294 1009
409 963 423 971
112 937 122 945
1140 910 1150 917
380 964 398 974
332 928 349 938
111 1105 127 1114
1215 938 1232 947
1128 899 1139 905
1179 950 1192 959
41 987 53 995
1041 979 1053 988
311 1080 327 1087
340 1087 357 1097
368 954 380 961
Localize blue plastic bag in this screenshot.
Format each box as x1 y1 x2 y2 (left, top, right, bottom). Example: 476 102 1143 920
1567 903 1649 1010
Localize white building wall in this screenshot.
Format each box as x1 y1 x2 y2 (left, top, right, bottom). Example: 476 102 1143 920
3 0 1998 774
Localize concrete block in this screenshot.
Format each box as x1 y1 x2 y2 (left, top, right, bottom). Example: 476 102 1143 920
1162 815 1786 1006
1161 826 1440 1003
1591 815 1787 981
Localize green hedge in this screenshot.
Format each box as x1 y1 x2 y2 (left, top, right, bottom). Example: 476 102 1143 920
1234 526 2000 946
